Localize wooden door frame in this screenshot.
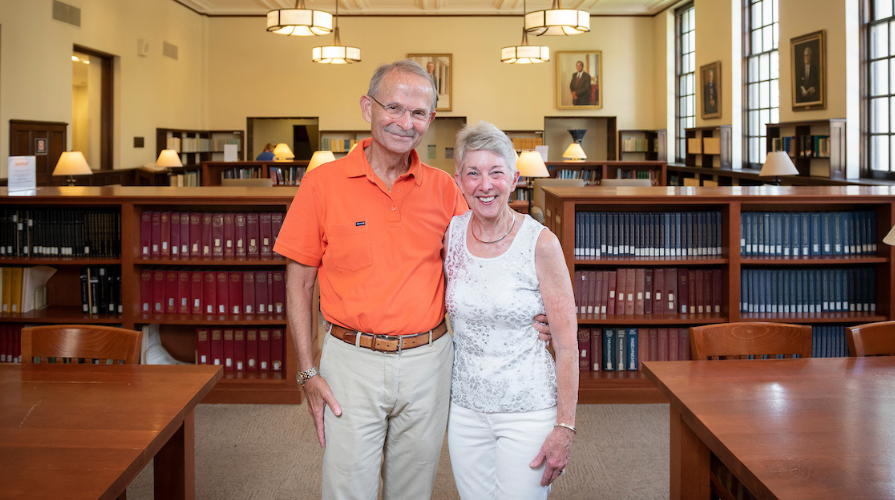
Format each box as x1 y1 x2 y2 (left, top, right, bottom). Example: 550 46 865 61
73 45 113 171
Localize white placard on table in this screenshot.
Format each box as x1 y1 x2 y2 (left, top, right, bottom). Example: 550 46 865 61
224 144 238 162
8 156 36 192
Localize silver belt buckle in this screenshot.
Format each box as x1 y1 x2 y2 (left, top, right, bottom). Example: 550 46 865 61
373 334 401 353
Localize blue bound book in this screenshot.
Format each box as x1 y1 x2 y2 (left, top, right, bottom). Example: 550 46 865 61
626 328 638 371
603 328 616 371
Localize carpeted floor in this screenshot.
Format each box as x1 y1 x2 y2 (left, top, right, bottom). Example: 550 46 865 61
127 403 670 499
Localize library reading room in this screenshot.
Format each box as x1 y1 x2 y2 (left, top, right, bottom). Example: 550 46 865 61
2 1 894 499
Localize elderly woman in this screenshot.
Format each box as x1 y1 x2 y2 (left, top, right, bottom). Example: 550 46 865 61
443 121 579 499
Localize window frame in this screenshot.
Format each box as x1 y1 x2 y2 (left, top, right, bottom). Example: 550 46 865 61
742 0 780 171
675 2 696 164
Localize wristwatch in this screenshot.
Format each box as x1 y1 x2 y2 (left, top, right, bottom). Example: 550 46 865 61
297 367 319 386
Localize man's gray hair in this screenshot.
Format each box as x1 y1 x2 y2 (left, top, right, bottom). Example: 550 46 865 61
367 59 438 111
455 121 516 175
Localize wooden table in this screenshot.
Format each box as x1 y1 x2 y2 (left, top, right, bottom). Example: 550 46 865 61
0 363 222 500
643 357 895 500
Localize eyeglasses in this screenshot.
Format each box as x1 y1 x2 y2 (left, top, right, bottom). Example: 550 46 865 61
367 95 432 124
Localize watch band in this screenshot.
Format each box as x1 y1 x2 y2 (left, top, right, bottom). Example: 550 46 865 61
297 367 319 386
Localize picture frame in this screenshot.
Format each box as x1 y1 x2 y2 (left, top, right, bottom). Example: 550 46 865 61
556 51 602 110
34 138 47 155
791 30 826 110
408 53 452 112
700 61 721 119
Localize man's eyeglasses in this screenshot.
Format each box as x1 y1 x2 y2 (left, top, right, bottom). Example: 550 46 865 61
367 95 432 124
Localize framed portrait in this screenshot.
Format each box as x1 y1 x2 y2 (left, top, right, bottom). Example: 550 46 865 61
34 138 47 155
556 51 602 110
791 30 826 110
408 53 452 112
700 61 721 119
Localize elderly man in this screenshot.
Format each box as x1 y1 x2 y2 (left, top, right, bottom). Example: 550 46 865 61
274 60 548 500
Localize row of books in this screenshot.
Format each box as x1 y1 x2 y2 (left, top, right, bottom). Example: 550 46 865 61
169 170 201 187
140 269 285 316
321 138 358 152
1 208 121 258
140 211 284 260
611 169 657 182
510 137 543 151
619 137 655 153
740 268 877 313
577 327 692 372
554 169 600 184
511 187 532 202
574 211 723 259
221 167 263 179
771 135 831 158
197 327 285 372
812 326 848 358
269 165 306 186
166 136 242 153
574 268 723 316
0 266 55 314
80 266 122 315
0 324 22 363
741 211 878 257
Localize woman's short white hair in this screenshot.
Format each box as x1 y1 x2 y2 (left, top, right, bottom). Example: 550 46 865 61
454 121 516 175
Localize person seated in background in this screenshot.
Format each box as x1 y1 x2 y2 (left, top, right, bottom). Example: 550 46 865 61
256 143 275 161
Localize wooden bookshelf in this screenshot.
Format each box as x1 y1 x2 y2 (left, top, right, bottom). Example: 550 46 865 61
157 128 245 167
542 185 895 403
685 125 732 170
618 129 666 162
544 116 617 161
545 161 667 186
202 160 310 186
766 119 846 179
319 130 371 158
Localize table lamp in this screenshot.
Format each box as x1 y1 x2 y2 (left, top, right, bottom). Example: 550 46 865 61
516 150 550 213
307 150 335 172
273 143 295 161
562 143 587 162
156 149 183 169
759 151 798 186
52 151 92 186
884 225 895 246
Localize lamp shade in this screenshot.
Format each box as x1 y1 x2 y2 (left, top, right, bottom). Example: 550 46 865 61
524 1 590 36
267 1 332 36
155 149 183 168
759 151 799 177
52 151 92 177
884 225 895 246
516 151 549 178
562 143 587 161
501 29 549 64
307 150 336 171
273 143 295 161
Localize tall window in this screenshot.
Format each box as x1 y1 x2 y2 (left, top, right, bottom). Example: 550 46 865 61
867 1 895 177
744 0 779 169
675 3 696 162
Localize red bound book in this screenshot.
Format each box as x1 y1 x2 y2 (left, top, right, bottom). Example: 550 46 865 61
680 328 691 361
616 268 627 314
229 271 242 314
648 328 658 362
579 272 590 315
578 328 590 371
234 329 246 371
246 213 260 259
638 325 648 370
634 268 646 315
223 328 234 371
150 212 161 259
624 268 636 316
196 328 210 365
653 268 665 314
152 269 166 314
0 325 7 362
712 269 723 314
165 270 178 314
260 213 273 258
258 328 271 371
243 271 255 314
688 270 698 314
190 212 202 259
170 213 181 260
574 272 584 314
223 213 235 259
201 213 213 259
599 271 610 314
141 269 153 313
177 270 191 315
677 269 689 315
644 269 653 315
255 271 269 314
658 328 669 361
272 270 285 314
665 268 678 314
141 211 152 258
235 213 247 258
606 270 618 315
592 271 603 316
212 213 224 260
266 269 274 314
271 328 284 372
190 270 204 315
216 271 229 314
159 212 171 259
245 328 259 372
180 212 190 258
210 328 223 366
590 328 602 371
694 270 706 314
271 212 284 253
668 328 680 361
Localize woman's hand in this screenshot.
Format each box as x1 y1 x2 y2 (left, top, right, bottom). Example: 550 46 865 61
529 425 575 486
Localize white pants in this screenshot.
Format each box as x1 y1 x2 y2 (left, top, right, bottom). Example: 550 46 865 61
320 331 454 500
448 403 557 500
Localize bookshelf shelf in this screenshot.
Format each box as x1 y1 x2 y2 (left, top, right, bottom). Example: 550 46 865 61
134 258 288 266
576 258 729 266
0 306 122 324
135 314 288 325
738 312 888 323
0 257 122 266
578 313 728 325
741 256 889 265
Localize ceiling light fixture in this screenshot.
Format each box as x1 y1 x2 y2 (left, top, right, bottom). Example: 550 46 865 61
312 1 360 64
267 0 333 37
525 0 590 36
502 0 549 64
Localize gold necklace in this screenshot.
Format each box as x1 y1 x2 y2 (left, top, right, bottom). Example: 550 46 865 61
471 213 516 244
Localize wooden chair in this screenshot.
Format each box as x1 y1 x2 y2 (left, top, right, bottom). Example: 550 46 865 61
689 322 812 360
846 321 895 357
22 325 143 365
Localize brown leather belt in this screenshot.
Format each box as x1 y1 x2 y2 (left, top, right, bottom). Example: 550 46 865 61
329 320 447 353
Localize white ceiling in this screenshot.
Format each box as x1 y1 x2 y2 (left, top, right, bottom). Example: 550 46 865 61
177 0 679 17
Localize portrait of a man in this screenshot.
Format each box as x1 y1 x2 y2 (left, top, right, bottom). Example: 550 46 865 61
408 53 452 111
556 51 602 110
700 61 721 119
570 61 592 106
791 30 826 110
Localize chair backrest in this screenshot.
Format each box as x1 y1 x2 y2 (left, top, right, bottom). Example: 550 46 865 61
689 322 812 360
221 178 274 187
600 178 653 187
532 178 586 214
22 325 143 365
846 321 895 357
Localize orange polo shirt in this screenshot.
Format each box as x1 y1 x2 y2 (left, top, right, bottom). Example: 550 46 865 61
273 137 468 336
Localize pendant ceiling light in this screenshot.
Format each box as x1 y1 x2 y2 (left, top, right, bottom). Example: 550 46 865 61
312 1 360 64
525 0 590 36
502 0 549 64
267 0 333 36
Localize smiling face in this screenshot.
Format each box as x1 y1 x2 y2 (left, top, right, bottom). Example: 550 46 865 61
361 69 435 156
455 150 520 220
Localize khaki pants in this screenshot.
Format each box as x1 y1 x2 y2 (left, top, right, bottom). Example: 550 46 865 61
319 330 453 500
